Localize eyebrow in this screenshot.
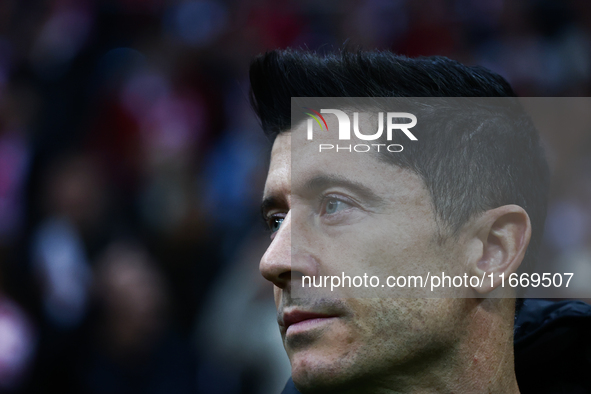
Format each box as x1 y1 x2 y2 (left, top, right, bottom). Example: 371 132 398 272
260 174 385 219
260 195 287 219
301 174 385 206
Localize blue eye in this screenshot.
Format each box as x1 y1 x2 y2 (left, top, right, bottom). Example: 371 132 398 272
269 216 284 232
324 198 349 215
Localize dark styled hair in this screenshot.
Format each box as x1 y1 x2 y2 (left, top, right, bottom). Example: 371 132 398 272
249 49 549 274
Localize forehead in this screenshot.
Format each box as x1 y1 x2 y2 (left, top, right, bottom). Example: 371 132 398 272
265 121 431 208
264 132 292 200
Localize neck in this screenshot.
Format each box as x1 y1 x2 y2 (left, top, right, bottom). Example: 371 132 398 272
439 300 519 393
344 299 520 394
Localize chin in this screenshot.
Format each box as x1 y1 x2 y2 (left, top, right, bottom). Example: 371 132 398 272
289 350 360 394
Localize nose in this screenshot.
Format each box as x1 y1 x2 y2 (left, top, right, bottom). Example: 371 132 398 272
260 210 320 290
260 211 292 289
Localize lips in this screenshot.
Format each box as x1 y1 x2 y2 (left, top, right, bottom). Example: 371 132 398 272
280 310 339 331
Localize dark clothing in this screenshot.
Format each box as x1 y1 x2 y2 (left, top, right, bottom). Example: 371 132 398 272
514 299 591 393
282 299 591 394
281 378 298 394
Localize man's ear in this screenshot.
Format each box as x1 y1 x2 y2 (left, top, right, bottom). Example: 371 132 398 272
468 205 532 294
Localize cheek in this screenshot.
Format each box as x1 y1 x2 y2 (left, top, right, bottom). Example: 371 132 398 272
319 220 439 277
348 298 462 362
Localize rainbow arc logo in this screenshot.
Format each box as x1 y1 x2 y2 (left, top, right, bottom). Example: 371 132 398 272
303 108 328 131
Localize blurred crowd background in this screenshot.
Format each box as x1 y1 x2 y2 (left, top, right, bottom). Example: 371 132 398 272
0 0 591 393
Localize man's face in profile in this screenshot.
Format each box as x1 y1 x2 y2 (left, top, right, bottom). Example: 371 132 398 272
260 117 475 391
